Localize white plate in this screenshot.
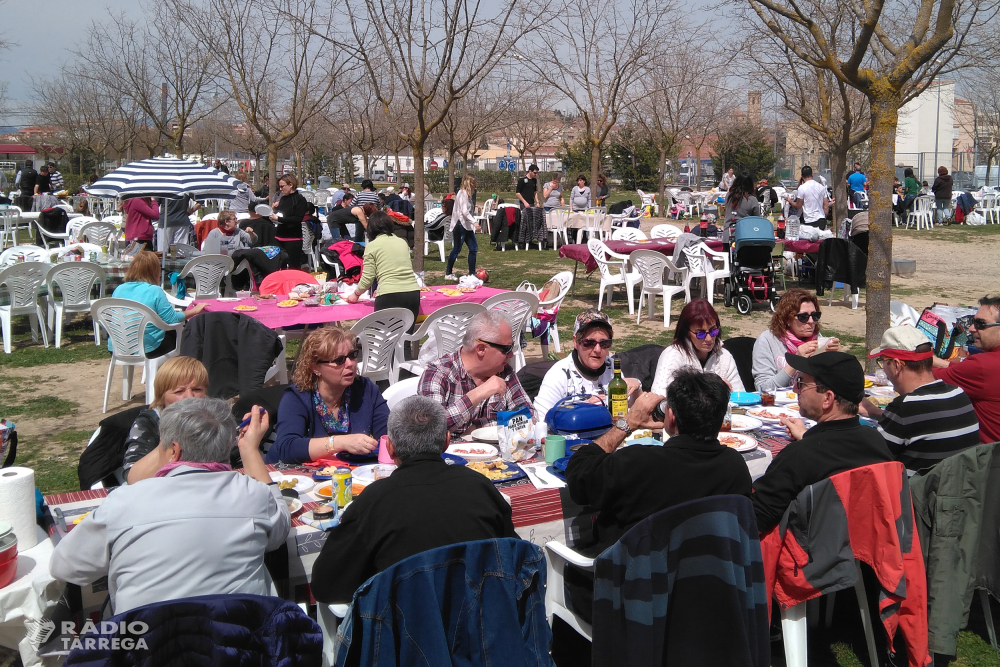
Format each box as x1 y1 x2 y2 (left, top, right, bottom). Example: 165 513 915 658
268 473 315 493
745 407 800 423
283 497 303 513
470 426 499 443
446 443 499 461
217 297 240 302
729 415 763 432
773 390 798 405
718 432 758 452
350 463 395 486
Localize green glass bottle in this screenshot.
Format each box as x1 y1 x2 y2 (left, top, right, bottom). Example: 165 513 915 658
608 358 628 420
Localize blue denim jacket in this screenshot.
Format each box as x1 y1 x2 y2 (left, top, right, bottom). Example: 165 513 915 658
334 538 552 667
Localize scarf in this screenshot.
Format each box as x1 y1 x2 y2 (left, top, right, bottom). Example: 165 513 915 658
571 350 607 382
154 461 232 478
781 329 816 356
314 387 351 435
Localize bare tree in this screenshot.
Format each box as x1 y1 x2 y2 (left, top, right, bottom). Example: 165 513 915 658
507 91 561 172
743 0 995 358
960 72 1000 185
526 0 673 205
326 0 546 271
438 81 510 192
175 0 349 197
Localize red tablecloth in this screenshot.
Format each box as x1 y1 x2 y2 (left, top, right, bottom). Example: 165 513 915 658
559 238 725 273
194 286 508 329
784 240 820 254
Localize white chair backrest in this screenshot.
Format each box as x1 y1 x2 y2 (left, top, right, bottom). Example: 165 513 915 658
0 262 49 311
889 300 920 328
482 292 540 337
91 298 173 362
420 303 487 358
77 221 118 246
46 262 106 308
610 228 646 241
68 217 98 239
482 198 495 216
54 243 104 260
0 245 49 267
350 308 415 377
916 196 934 212
587 238 623 282
540 270 574 308
682 245 709 275
650 224 681 239
382 376 420 410
179 254 235 299
629 249 669 290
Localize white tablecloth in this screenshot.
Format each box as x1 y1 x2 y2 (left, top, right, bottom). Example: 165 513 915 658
0 528 64 667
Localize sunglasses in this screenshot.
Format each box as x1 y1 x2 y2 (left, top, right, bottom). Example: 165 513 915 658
578 338 613 350
693 327 721 340
478 338 515 355
973 318 1000 331
318 348 361 366
794 312 822 323
794 376 818 392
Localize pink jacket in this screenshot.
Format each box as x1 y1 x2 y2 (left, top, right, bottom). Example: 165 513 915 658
123 198 160 241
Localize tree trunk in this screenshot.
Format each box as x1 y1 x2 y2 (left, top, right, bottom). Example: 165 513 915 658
268 144 279 206
829 146 850 225
865 90 901 370
412 143 426 273
362 151 371 180
590 141 601 206
447 145 456 194
395 153 401 186
658 147 667 217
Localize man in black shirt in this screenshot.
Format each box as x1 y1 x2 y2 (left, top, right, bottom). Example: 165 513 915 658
255 174 269 199
34 165 52 195
311 396 516 604
752 351 893 532
16 163 37 210
515 163 540 209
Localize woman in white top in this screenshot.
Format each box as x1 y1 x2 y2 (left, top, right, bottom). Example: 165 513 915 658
542 173 564 211
651 299 744 396
534 309 639 419
570 174 592 211
445 175 480 281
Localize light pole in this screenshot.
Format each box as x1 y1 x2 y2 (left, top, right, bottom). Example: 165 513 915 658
933 79 942 180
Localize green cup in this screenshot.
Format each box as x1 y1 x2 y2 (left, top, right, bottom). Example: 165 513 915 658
544 435 566 465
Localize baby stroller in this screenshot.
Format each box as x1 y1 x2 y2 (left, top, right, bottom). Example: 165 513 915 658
724 216 778 315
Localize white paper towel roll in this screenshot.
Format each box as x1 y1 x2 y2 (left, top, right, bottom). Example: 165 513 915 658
0 467 37 552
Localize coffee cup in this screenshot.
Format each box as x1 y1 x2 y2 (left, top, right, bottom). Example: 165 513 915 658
544 435 566 464
377 435 394 464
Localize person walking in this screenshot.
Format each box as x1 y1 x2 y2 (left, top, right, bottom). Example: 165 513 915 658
445 175 480 281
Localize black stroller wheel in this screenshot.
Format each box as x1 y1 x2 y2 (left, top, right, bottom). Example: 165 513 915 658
724 281 733 307
736 294 753 315
770 297 778 312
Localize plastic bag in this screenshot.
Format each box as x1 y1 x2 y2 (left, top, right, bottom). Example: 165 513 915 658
497 407 538 463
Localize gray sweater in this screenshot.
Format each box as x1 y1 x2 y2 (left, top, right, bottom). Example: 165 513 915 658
752 329 795 391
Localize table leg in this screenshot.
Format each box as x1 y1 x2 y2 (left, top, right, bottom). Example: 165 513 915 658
571 261 579 298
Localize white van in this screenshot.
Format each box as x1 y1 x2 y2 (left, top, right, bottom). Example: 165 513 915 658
975 165 1000 188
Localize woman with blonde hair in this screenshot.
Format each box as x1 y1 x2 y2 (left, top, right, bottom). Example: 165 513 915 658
110 251 205 357
121 356 209 482
269 327 388 464
444 174 481 281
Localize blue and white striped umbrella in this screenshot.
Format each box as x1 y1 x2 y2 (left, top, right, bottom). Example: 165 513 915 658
85 156 241 200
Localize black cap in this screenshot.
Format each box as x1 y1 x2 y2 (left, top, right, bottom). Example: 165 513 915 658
785 351 865 404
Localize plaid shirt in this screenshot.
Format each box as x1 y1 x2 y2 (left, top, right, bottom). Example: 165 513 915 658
418 350 532 434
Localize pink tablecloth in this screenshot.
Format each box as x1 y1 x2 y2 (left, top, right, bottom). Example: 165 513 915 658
195 286 508 329
559 238 725 273
784 240 820 254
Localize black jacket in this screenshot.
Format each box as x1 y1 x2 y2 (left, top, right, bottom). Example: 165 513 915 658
230 248 287 290
179 312 283 399
273 192 308 238
815 238 867 296
932 174 953 200
77 405 145 489
566 435 753 555
751 417 893 532
311 453 516 603
241 218 276 248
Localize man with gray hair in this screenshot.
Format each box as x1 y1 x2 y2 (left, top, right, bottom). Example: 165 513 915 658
50 398 289 613
311 396 516 603
417 310 532 435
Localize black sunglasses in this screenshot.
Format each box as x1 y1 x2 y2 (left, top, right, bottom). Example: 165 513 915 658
794 312 822 323
973 318 1000 331
578 338 613 350
478 338 515 355
693 327 721 340
318 348 361 366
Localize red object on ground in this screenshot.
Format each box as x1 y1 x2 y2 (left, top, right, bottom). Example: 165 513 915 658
476 268 490 282
258 269 319 296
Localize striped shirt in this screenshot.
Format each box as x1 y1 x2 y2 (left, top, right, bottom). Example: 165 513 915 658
878 380 980 476
353 190 381 209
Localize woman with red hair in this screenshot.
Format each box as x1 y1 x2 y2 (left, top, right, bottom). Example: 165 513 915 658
650 299 744 395
751 288 840 391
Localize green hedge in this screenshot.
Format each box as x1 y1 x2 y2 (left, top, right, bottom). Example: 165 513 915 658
423 169 561 194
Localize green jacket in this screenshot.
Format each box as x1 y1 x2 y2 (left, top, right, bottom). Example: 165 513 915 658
910 442 1000 656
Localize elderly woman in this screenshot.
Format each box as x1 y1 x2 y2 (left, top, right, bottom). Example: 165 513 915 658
269 327 388 464
651 299 744 395
111 251 205 357
533 309 639 419
752 288 840 391
204 210 256 253
123 356 209 483
51 398 288 614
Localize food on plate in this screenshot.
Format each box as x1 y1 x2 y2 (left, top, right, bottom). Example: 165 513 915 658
785 391 797 400
318 465 340 477
626 429 653 440
276 299 299 307
451 447 494 455
786 404 799 412
864 379 874 388
234 304 258 312
458 287 477 293
468 460 519 481
277 478 298 490
719 435 747 449
420 287 432 292
437 288 463 296
747 408 789 420
869 394 895 408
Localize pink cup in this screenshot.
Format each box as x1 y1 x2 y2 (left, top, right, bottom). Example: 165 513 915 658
377 435 394 464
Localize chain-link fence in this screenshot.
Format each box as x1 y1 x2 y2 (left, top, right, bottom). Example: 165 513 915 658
772 150 992 190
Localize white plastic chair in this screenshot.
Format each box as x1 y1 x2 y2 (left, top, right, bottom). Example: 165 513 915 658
263 334 289 385
682 244 729 305
67 216 98 241
382 376 420 410
91 298 185 413
482 292 539 372
392 302 487 382
51 243 103 261
0 206 30 247
350 308 415 384
889 300 920 328
608 210 642 232
0 245 50 267
544 541 595 641
45 262 106 348
636 188 658 215
588 238 641 314
610 227 647 241
178 254 234 299
980 194 1000 225
473 198 495 235
532 270 574 353
630 249 689 327
0 262 51 354
424 233 446 263
76 221 120 246
574 210 607 244
650 224 681 239
546 208 571 248
32 219 70 249
317 603 350 666
906 195 935 230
